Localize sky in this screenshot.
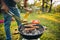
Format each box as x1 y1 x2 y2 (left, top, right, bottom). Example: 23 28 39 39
53 0 60 6
27 0 35 5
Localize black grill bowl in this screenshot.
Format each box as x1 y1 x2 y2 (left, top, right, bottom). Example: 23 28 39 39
20 33 43 39
19 23 44 39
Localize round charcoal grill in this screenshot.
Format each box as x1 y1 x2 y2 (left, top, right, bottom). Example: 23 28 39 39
4 9 44 40
19 23 44 39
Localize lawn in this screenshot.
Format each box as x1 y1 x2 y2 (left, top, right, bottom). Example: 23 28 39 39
0 13 60 40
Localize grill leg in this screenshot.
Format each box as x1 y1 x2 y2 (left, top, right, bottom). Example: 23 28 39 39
22 38 40 40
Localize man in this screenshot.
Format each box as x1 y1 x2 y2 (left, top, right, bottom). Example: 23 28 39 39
1 0 21 40
1 0 32 40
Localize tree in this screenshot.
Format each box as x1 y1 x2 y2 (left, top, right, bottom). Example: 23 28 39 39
42 0 45 12
48 0 53 12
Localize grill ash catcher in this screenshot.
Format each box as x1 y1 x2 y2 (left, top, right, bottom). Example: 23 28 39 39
7 11 46 40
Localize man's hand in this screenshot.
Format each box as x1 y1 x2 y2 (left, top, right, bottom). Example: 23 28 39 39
1 0 9 12
24 7 32 12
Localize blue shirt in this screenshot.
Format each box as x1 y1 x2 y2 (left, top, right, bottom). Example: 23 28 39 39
4 0 16 7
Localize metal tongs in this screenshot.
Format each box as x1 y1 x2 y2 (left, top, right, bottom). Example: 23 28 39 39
7 11 28 23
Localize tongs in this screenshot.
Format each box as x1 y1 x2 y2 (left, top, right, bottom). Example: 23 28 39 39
7 11 28 23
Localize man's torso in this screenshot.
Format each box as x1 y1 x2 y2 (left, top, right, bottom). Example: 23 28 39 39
4 0 16 7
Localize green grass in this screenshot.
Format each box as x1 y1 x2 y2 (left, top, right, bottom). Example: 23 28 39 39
0 13 60 40
0 14 3 20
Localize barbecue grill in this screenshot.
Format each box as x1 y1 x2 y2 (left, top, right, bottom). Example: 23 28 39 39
19 23 44 40
6 11 45 40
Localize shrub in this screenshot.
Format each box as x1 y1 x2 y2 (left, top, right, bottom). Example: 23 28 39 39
54 5 60 13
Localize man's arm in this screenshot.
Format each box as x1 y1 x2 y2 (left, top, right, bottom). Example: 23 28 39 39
24 0 28 8
24 0 32 12
1 0 9 12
